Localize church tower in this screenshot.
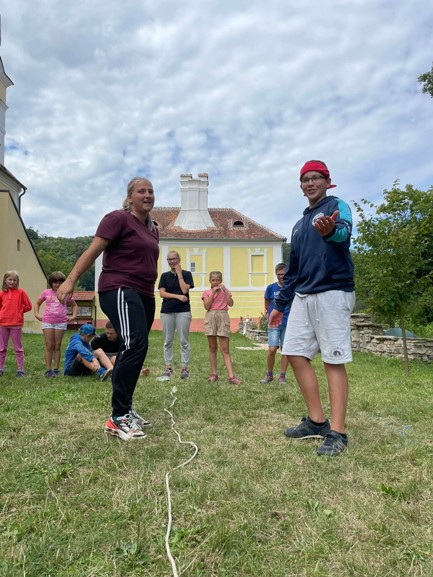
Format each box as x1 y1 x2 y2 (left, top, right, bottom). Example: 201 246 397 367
0 18 14 165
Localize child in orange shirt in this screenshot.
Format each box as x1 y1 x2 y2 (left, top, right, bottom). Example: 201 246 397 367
0 271 32 377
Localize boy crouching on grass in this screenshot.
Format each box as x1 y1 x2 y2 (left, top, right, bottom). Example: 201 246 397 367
64 323 113 381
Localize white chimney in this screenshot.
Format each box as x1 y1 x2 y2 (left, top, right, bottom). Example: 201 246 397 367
173 173 216 230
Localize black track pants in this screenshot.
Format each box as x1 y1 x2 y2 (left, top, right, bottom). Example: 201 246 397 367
99 288 155 417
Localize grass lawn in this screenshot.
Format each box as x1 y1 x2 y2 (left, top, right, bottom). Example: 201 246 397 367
0 330 432 576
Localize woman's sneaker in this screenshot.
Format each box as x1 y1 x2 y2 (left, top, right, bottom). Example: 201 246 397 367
130 408 152 428
105 414 146 441
16 371 25 378
260 372 273 384
316 431 348 456
157 367 173 382
180 368 189 379
284 416 330 439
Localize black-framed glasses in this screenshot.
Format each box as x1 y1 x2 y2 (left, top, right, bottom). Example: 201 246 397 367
301 175 326 185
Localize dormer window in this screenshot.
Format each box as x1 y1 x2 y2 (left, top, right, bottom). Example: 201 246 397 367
233 220 245 228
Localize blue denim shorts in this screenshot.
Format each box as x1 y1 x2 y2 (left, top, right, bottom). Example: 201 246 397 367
268 325 286 348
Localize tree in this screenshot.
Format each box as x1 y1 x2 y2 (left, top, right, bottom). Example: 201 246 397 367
26 229 95 290
418 63 433 98
353 183 433 375
282 242 291 264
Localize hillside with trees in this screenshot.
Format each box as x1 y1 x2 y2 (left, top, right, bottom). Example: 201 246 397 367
27 228 95 290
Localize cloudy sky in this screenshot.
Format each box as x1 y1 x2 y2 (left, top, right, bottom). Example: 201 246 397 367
1 0 432 239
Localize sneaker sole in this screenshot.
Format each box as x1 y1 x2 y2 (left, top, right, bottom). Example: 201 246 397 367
317 447 347 456
105 427 147 441
284 431 328 440
101 368 113 382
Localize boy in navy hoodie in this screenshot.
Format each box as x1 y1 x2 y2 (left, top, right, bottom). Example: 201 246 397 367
269 160 355 456
64 323 113 381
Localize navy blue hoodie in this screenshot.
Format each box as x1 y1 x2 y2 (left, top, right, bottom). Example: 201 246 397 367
275 195 354 311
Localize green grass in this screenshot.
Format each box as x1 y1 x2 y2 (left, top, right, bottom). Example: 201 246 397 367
0 331 432 576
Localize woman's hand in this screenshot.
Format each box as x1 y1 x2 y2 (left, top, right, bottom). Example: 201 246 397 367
57 279 75 304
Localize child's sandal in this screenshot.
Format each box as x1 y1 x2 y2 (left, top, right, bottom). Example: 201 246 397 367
208 374 218 382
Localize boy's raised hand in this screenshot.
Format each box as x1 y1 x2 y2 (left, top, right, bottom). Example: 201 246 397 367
314 210 339 237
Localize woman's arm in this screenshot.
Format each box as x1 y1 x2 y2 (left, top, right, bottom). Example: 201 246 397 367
57 236 110 303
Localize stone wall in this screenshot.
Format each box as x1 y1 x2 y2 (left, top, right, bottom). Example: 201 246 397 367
239 315 433 363
351 314 433 362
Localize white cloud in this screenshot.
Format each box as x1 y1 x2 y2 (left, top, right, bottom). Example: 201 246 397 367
1 0 432 240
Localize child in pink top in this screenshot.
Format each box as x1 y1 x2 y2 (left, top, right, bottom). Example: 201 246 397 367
0 270 32 377
201 271 241 384
34 271 77 377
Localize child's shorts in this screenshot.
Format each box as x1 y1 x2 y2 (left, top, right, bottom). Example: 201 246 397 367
282 290 356 364
42 322 68 330
268 325 286 348
204 310 231 337
65 358 93 377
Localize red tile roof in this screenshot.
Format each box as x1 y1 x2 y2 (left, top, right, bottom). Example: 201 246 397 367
72 291 95 301
151 207 286 241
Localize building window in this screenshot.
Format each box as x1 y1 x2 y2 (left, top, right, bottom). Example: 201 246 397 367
17 239 21 251
190 262 196 273
251 254 264 273
233 220 245 228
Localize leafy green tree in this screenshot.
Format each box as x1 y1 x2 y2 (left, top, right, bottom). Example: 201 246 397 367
282 242 290 264
418 63 433 98
27 228 95 290
353 183 433 375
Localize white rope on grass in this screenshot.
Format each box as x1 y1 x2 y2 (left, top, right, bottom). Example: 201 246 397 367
164 386 199 577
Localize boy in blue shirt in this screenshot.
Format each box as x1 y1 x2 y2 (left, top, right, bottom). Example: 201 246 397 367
269 160 355 457
64 323 113 381
260 263 290 385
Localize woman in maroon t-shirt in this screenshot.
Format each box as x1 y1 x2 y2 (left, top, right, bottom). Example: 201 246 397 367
58 177 159 441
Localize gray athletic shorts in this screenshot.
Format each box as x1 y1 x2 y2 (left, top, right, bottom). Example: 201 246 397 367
282 290 356 364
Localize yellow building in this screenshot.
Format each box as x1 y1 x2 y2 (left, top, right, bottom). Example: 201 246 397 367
0 54 47 332
95 173 286 331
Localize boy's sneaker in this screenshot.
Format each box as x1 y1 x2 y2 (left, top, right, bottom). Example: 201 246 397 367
284 416 331 439
105 414 146 441
130 408 152 428
180 367 189 379
260 372 273 384
278 373 287 385
317 430 348 456
52 369 61 377
44 369 53 377
157 367 173 382
99 368 113 382
16 371 25 378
